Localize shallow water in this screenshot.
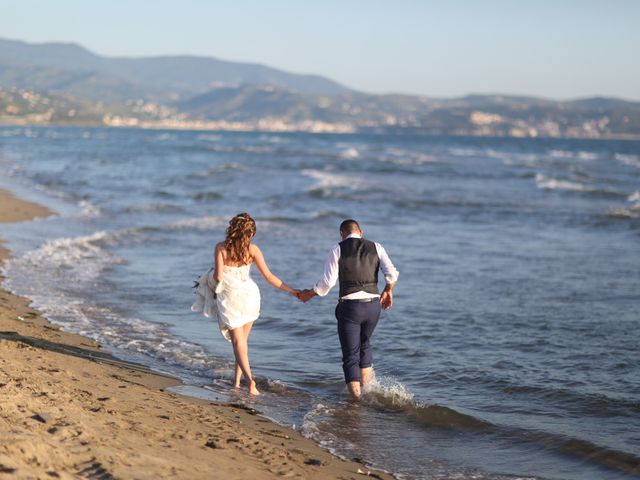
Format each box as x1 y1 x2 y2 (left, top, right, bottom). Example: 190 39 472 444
1 126 639 479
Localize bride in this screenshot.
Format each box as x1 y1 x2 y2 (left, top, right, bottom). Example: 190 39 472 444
213 213 297 395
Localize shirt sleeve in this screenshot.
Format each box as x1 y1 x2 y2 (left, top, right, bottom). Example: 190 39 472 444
375 242 399 285
313 244 340 297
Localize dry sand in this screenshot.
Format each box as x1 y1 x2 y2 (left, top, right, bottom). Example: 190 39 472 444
0 188 391 479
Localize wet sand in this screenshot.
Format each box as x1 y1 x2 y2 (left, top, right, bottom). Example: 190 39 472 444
0 188 391 479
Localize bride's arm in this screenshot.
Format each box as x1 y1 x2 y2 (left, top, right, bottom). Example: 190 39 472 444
250 244 297 295
214 243 225 282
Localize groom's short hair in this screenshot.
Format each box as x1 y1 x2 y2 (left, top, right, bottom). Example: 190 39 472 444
340 219 360 234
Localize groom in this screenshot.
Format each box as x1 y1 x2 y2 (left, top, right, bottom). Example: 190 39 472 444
298 219 399 399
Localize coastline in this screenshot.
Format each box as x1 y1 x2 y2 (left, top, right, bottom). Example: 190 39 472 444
2 121 640 141
0 188 392 479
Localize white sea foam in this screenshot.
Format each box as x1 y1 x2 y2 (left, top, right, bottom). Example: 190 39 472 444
608 206 640 218
448 147 480 157
2 231 222 380
628 191 640 203
30 183 102 218
301 403 355 456
123 203 184 214
163 215 228 231
340 147 360 159
33 182 74 201
302 169 363 190
607 190 640 218
155 133 176 141
257 134 289 144
535 173 594 192
0 128 23 138
615 153 640 168
549 149 599 161
383 147 436 165
197 133 223 142
78 199 102 218
362 373 416 407
4 231 124 287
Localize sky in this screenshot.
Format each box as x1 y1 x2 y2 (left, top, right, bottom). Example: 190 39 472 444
2 0 639 100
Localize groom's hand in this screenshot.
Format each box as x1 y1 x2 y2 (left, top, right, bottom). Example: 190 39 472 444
298 289 316 303
380 290 393 310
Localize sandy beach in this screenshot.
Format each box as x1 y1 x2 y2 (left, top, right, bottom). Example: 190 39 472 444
0 189 391 479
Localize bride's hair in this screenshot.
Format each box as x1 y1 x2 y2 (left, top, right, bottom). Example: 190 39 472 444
224 212 256 264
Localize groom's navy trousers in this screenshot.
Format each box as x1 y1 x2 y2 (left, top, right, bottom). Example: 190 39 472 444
335 299 382 383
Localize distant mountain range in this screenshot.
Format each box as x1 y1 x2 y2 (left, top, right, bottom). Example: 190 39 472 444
1 38 639 138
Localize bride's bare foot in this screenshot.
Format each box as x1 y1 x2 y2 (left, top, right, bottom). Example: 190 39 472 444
248 380 260 395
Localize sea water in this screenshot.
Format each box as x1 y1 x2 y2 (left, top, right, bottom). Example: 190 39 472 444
1 126 639 479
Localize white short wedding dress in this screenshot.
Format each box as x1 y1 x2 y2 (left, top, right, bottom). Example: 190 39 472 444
192 263 260 341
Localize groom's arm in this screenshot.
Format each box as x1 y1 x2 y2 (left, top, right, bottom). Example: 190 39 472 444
375 242 399 310
300 245 339 302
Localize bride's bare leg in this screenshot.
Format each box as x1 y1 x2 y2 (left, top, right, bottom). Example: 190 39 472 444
234 362 242 388
230 324 260 395
234 322 253 387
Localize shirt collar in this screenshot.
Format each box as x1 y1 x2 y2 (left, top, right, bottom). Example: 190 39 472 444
345 233 362 240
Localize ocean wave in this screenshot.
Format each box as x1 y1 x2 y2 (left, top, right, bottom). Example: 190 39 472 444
607 191 640 219
78 199 103 218
192 191 223 202
30 180 102 218
2 233 229 381
382 147 437 166
302 167 374 200
608 204 640 219
302 169 363 190
521 428 640 477
301 403 357 458
500 382 640 418
549 149 600 161
196 133 223 142
12 287 224 381
257 134 290 144
199 144 277 155
363 375 640 475
615 153 640 168
3 231 124 287
0 128 24 138
189 163 247 178
312 210 351 219
363 374 489 430
161 215 228 232
534 174 624 198
32 181 75 201
339 147 360 159
447 147 481 157
122 203 185 214
154 132 176 141
535 173 593 192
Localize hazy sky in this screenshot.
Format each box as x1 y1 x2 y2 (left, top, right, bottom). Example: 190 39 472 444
2 0 639 100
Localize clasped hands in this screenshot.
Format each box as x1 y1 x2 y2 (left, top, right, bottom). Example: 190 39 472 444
292 288 315 303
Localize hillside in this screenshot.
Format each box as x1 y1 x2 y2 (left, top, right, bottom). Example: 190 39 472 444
0 38 351 101
1 38 639 138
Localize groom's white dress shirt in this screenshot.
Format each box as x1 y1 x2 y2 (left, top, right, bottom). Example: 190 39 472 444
313 233 399 300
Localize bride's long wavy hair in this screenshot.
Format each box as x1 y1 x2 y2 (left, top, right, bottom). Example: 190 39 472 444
224 212 256 264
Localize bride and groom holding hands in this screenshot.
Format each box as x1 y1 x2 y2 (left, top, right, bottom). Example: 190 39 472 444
192 213 399 399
